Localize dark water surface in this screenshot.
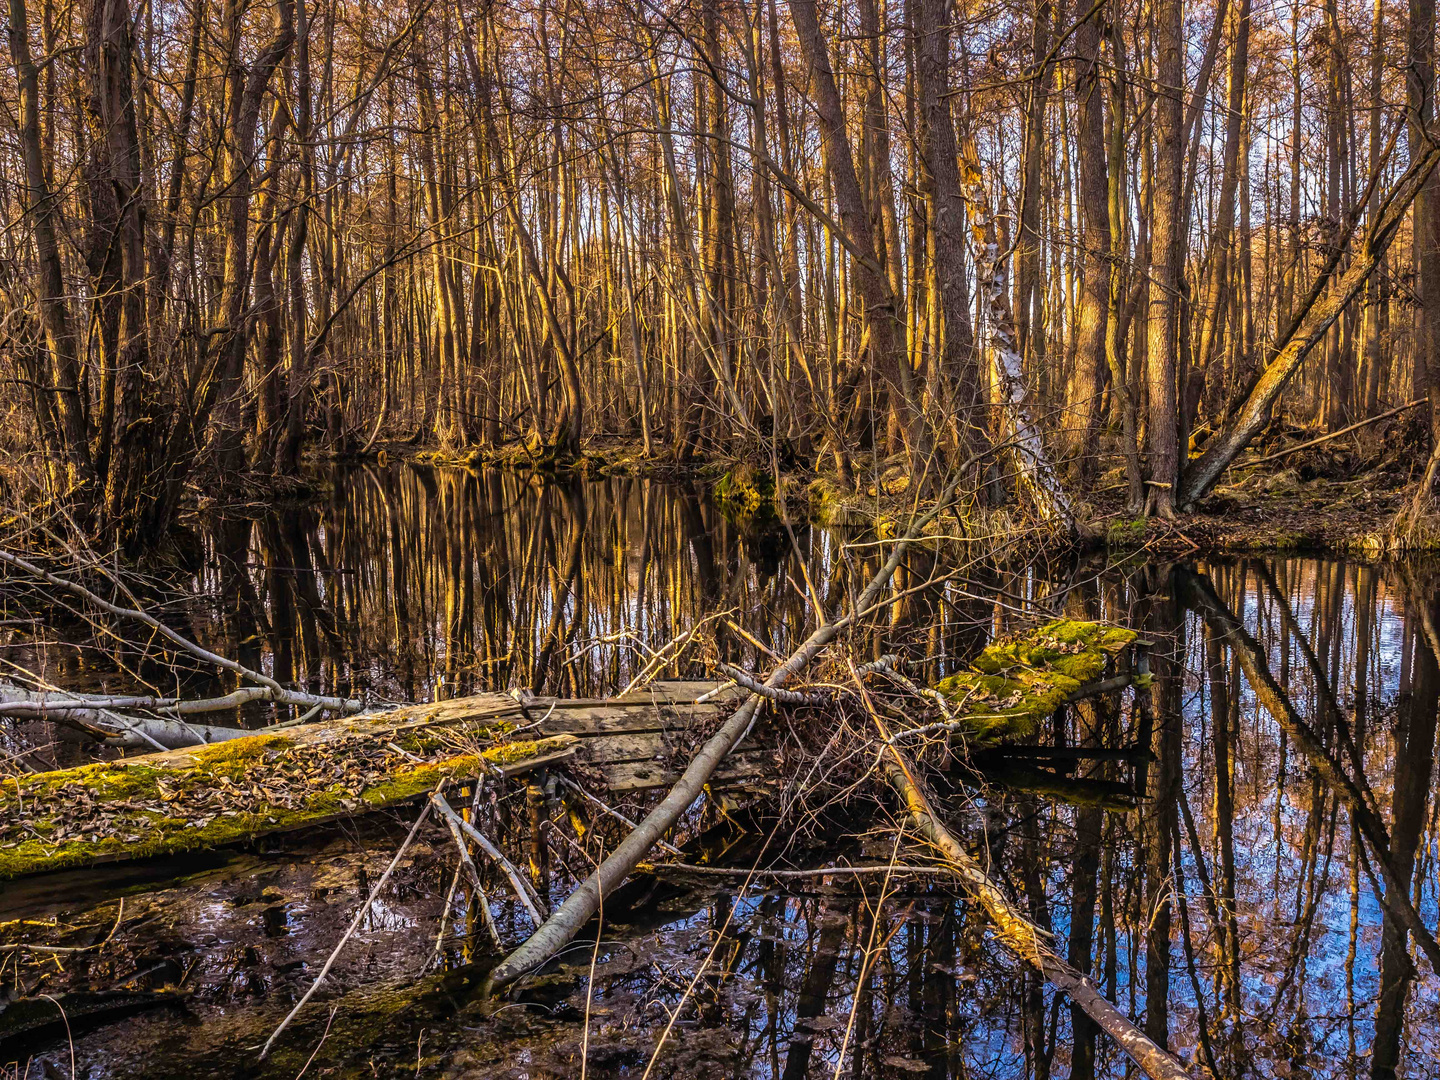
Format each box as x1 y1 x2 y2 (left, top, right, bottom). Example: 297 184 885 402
3 464 1440 1078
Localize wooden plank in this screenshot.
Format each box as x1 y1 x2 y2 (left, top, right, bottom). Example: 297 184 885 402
599 750 777 792
572 732 670 765
611 681 746 704
495 743 577 778
530 703 725 736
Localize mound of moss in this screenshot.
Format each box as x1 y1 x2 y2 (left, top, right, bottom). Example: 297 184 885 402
714 463 777 516
933 619 1136 744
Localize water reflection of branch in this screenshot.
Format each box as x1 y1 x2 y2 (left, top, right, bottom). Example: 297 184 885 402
1249 560 1385 821
1181 568 1440 976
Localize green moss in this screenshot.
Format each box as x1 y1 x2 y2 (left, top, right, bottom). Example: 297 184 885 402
807 478 841 525
1105 518 1147 546
932 619 1136 745
0 732 577 879
714 464 777 516
479 734 574 767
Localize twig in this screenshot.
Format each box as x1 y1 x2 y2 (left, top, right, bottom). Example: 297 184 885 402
1 899 124 954
433 800 502 949
724 620 781 660
832 830 905 1078
429 861 467 966
1238 398 1425 468
293 1006 339 1080
647 861 948 879
579 841 605 1080
430 793 547 927
258 792 436 1060
0 548 363 716
694 680 737 704
618 608 734 695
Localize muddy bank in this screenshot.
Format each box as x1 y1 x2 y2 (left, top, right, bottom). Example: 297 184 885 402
344 435 1440 557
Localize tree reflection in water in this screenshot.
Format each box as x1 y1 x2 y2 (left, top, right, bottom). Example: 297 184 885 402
6 465 1440 1077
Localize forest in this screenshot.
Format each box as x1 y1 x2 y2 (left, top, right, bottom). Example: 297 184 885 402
2 0 1440 540
4 0 1440 1075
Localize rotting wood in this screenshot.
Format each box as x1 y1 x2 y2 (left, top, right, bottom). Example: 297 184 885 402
0 684 728 879
1 612 1136 883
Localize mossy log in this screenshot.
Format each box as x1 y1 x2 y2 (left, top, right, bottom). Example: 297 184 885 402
929 619 1137 745
0 684 740 880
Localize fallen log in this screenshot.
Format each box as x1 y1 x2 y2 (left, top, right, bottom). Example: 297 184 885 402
859 677 1195 1080
0 684 750 879
0 722 575 880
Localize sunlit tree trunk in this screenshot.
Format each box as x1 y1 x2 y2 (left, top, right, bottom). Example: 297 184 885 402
1145 0 1184 516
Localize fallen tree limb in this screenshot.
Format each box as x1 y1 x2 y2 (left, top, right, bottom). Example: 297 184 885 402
0 698 577 878
0 685 250 748
0 683 745 878
0 548 364 717
855 668 1194 1080
1178 132 1440 506
1235 398 1426 469
647 861 950 879
484 474 968 990
431 795 503 948
715 663 829 705
259 792 436 1059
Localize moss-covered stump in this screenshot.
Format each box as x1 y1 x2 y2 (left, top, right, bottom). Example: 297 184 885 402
931 619 1137 745
0 704 576 879
714 463 777 517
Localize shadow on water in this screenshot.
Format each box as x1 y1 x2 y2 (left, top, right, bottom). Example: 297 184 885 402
4 464 1440 1077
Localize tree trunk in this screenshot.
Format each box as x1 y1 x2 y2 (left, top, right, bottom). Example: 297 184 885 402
1067 0 1111 479
1145 0 1185 516
7 0 93 497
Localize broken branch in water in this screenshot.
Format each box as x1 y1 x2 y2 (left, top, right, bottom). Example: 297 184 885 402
430 792 547 926
850 665 1196 1080
0 547 365 724
432 792 503 950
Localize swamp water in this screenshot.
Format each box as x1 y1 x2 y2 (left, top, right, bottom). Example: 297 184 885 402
2 463 1439 1078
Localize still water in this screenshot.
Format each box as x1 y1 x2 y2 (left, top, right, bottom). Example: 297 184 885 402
2 463 1438 1078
